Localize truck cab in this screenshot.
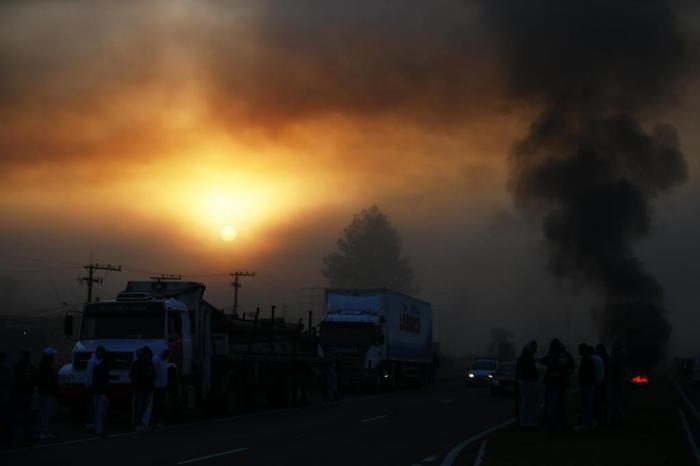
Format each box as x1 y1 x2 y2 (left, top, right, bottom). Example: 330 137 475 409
319 289 432 390
59 281 212 411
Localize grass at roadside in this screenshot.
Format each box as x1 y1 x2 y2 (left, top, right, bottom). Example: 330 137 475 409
482 375 693 466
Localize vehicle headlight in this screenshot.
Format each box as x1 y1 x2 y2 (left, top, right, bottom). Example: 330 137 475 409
488 374 494 378
468 373 475 378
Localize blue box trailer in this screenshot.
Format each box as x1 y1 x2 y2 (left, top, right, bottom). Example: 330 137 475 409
320 288 434 389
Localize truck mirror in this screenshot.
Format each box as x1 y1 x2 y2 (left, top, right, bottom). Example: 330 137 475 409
64 314 74 338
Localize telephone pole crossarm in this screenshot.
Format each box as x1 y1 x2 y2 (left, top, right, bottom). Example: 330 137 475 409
81 263 122 303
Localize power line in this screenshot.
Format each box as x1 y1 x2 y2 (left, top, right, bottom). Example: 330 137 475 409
0 252 81 267
150 273 182 282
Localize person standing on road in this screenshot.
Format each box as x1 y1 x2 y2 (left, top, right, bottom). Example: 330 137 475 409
516 340 539 428
608 341 628 424
0 352 14 448
36 347 59 440
12 350 36 444
594 344 609 424
151 349 170 427
83 350 99 430
541 338 575 431
575 344 595 432
326 360 338 402
130 346 156 431
91 346 110 436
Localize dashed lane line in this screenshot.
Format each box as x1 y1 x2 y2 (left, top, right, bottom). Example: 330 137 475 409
177 447 249 465
360 414 390 423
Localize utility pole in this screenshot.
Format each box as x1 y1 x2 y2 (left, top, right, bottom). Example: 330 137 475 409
230 271 255 316
81 263 122 303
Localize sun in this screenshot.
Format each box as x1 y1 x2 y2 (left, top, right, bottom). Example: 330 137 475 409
219 225 237 242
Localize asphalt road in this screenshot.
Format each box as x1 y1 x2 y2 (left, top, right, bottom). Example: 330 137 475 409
4 378 516 466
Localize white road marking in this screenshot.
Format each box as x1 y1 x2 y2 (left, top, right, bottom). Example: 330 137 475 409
472 440 488 466
440 417 514 466
674 378 700 425
360 414 390 423
177 447 248 465
440 399 456 404
679 409 700 466
422 454 438 462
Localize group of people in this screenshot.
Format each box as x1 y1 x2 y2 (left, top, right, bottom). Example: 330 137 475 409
0 347 61 446
0 345 171 446
516 338 628 432
84 345 171 435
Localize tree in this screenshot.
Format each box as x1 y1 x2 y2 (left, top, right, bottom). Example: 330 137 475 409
322 205 416 292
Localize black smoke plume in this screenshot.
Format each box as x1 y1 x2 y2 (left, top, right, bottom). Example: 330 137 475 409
481 0 693 368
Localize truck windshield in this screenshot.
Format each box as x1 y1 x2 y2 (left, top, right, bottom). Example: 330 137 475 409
320 322 376 347
81 302 165 340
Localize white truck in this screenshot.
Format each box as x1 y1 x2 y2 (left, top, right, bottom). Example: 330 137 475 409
59 280 318 417
319 288 433 390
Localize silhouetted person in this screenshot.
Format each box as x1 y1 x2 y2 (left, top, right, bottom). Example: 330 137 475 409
326 361 338 402
91 346 110 436
576 344 595 431
12 350 36 443
83 350 99 430
516 340 539 427
594 344 609 424
541 338 574 431
609 341 628 424
36 347 59 440
130 346 156 431
151 349 170 427
0 352 13 448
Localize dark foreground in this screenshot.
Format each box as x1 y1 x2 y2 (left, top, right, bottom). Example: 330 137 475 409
3 378 514 466
483 373 699 466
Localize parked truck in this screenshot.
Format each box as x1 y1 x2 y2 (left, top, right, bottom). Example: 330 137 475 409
319 288 433 390
59 280 319 417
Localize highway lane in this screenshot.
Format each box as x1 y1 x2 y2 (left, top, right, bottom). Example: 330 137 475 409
4 378 516 466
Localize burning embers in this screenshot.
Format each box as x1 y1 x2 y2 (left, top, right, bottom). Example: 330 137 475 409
631 375 649 386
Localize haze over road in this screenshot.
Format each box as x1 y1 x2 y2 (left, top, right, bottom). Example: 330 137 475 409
4 379 513 466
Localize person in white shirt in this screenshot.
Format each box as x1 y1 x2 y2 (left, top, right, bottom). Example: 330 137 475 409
151 349 170 427
83 352 99 430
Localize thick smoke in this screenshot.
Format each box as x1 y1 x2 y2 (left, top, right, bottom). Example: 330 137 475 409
481 0 693 367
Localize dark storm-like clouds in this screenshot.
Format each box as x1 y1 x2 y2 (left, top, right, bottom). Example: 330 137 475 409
481 0 696 367
0 1 503 172
204 0 500 128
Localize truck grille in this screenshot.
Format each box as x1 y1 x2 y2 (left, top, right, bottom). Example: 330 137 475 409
336 353 364 385
73 351 134 371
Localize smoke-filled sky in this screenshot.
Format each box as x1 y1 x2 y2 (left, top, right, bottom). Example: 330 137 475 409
1 0 699 357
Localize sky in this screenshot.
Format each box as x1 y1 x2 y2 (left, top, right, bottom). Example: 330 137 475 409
1 0 699 358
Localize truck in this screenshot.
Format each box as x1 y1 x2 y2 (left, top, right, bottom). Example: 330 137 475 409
59 280 319 417
319 288 433 390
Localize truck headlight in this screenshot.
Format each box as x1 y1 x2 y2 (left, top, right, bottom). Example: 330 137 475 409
468 373 475 379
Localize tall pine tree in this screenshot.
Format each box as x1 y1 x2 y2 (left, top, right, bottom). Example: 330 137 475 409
322 206 416 292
